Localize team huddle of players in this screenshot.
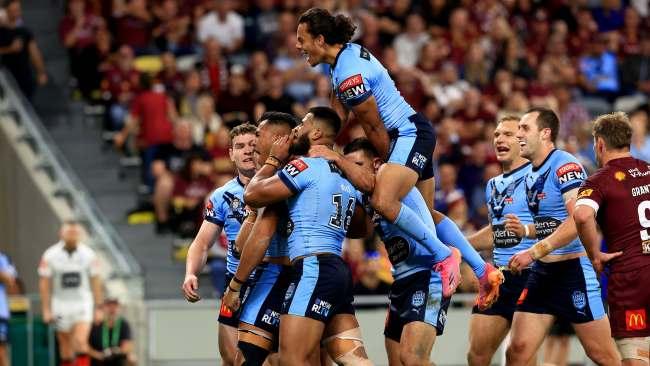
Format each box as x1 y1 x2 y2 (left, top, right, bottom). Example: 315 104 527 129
181 7 650 366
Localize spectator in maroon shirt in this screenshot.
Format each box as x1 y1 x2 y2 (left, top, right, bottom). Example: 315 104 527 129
170 153 214 237
101 45 140 130
443 8 478 66
157 52 185 97
217 65 254 127
151 121 211 233
114 73 177 188
253 71 301 121
114 0 153 54
195 38 224 99
618 6 642 57
152 0 193 55
59 0 105 99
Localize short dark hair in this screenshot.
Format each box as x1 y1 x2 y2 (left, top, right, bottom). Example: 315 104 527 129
343 138 379 158
229 123 257 142
309 106 342 135
298 8 356 45
526 107 559 142
259 111 299 130
592 112 632 150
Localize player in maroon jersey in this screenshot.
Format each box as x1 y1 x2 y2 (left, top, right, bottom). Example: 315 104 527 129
574 112 650 366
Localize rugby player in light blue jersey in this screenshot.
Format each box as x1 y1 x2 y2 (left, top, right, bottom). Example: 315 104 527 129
340 138 462 366
295 8 499 298
182 123 257 366
244 107 373 366
503 108 619 366
465 116 534 366
222 112 298 366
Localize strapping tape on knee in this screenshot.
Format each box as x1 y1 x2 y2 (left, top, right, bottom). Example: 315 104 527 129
238 328 274 342
322 327 364 346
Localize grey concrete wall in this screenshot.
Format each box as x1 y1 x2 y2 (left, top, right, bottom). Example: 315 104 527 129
0 117 73 293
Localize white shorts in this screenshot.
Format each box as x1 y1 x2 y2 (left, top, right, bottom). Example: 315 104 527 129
52 300 93 332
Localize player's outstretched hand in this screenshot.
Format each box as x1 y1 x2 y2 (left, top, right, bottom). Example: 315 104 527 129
308 145 340 161
504 214 525 238
270 134 291 163
222 286 241 312
591 250 623 275
182 274 201 303
476 263 504 310
508 248 534 274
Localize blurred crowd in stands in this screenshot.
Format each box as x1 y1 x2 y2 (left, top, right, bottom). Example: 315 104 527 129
0 0 643 295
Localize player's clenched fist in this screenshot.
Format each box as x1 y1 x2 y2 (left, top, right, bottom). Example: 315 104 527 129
222 286 241 312
504 214 526 238
182 274 201 302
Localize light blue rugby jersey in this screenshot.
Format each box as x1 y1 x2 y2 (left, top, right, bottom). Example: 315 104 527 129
486 162 535 266
330 43 415 132
365 188 441 280
0 253 12 319
205 178 288 275
525 149 587 255
277 157 358 261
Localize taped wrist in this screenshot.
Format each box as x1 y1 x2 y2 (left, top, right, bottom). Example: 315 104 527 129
530 241 553 260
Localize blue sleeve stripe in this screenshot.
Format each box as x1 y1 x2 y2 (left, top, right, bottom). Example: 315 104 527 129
345 90 373 107
560 181 583 194
204 217 224 226
278 170 299 194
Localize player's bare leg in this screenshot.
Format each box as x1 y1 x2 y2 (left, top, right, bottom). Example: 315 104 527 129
392 321 436 366
415 178 435 217
219 324 238 366
56 331 75 363
72 322 92 353
506 312 555 366
235 323 275 366
323 314 372 366
279 315 325 366
468 314 510 366
371 163 419 221
386 338 404 366
573 317 621 366
542 334 570 366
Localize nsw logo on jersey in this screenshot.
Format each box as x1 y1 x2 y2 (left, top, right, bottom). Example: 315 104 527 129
223 192 246 224
338 74 367 100
284 159 308 177
556 162 585 184
526 170 551 215
205 200 215 218
489 177 524 220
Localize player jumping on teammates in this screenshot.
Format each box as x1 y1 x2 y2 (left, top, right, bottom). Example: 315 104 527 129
465 116 536 366
222 112 298 365
574 112 650 366
244 107 373 365
339 138 463 365
182 124 257 366
295 7 500 300
504 108 620 366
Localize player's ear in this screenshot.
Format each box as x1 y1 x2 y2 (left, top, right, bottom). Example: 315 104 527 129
372 157 382 170
228 147 235 162
311 127 323 140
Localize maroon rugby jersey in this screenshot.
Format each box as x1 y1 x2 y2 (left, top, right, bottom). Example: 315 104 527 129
576 157 650 273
